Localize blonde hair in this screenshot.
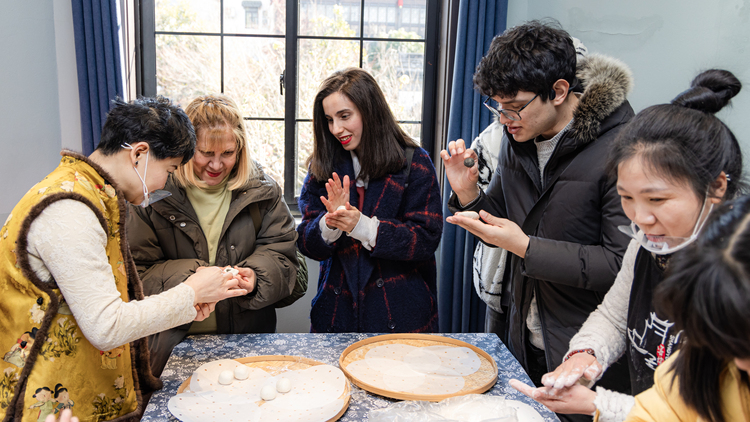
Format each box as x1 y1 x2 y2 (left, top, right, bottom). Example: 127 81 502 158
175 94 259 190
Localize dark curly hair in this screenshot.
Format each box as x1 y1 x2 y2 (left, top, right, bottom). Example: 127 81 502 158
473 20 576 101
96 96 196 164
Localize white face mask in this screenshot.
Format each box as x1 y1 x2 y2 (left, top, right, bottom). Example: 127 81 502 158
618 193 713 255
121 143 172 207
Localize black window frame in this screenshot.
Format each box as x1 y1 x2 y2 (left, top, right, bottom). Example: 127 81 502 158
138 0 441 210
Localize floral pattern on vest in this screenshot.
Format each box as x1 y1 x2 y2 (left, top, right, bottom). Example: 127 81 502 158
0 155 140 422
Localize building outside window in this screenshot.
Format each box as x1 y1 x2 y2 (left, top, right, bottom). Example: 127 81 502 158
242 1 261 28
141 0 438 208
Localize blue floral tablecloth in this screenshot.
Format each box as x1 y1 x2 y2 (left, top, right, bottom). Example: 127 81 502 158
141 333 559 421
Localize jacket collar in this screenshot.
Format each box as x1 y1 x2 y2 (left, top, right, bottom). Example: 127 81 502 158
148 163 279 224
568 53 633 145
60 149 118 189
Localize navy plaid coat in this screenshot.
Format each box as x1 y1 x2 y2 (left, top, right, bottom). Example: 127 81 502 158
297 147 443 333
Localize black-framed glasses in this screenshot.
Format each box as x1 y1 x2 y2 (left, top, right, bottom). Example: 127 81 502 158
483 94 539 121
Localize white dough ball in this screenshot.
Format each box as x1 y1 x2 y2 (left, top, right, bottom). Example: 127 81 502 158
455 211 480 220
218 370 234 385
276 377 291 393
336 205 346 211
234 365 250 380
260 384 277 401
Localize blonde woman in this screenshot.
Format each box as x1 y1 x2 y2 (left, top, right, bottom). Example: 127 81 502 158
127 94 299 376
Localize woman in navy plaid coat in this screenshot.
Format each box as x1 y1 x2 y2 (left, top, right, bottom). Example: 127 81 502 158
297 68 443 333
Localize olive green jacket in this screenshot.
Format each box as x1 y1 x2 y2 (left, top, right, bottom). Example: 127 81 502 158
126 169 298 334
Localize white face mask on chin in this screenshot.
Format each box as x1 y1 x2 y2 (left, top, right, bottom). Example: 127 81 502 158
121 143 172 208
618 193 713 255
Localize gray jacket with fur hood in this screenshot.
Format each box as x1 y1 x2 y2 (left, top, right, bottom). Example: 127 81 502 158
449 54 634 393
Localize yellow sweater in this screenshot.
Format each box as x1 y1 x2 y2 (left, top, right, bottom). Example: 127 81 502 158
626 353 750 421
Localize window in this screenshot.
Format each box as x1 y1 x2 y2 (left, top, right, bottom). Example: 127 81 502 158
140 0 439 209
242 1 261 28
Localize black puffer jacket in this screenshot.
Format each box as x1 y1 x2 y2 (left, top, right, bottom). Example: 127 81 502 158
449 54 634 391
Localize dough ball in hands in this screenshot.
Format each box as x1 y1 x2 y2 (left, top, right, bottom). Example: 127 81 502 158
455 211 480 220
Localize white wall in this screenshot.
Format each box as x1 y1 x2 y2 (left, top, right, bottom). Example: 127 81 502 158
0 0 81 224
507 0 750 159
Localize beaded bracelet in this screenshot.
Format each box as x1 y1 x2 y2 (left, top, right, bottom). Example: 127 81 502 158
563 348 595 362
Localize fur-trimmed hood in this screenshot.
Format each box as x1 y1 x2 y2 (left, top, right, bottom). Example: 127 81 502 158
569 53 634 145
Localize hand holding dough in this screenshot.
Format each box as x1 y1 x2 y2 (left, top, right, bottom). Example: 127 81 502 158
455 211 480 220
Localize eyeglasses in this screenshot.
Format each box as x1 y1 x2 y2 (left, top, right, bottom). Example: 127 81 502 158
483 94 539 122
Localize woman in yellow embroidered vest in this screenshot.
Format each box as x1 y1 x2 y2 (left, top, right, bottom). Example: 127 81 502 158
0 97 249 422
627 195 750 421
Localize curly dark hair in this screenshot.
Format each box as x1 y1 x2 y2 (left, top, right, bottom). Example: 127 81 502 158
473 20 576 101
96 96 196 164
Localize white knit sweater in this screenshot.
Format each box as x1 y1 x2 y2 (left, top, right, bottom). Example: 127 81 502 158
567 239 640 422
26 199 196 351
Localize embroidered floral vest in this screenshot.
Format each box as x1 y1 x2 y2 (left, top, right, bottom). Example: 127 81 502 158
0 154 148 422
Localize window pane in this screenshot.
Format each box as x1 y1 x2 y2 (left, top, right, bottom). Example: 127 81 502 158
400 123 422 145
224 37 285 118
297 39 360 120
363 0 426 38
156 0 220 33
299 0 361 37
223 0 285 35
245 120 285 188
296 121 314 197
156 35 221 108
363 41 424 122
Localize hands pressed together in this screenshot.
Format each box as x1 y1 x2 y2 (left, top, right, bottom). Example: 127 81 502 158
320 172 361 233
441 139 530 258
510 352 603 415
185 265 258 321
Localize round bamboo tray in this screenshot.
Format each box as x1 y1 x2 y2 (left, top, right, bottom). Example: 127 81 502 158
176 355 350 422
339 334 497 401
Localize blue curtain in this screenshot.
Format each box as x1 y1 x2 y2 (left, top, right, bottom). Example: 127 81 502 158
72 0 123 154
438 0 508 333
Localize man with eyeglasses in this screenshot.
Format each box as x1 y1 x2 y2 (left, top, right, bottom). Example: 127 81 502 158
441 20 634 422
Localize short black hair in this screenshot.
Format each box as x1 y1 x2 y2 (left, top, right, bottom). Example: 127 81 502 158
54 384 68 398
473 20 577 101
96 96 196 164
33 387 51 397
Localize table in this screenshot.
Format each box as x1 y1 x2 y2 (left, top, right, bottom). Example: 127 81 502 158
141 333 560 421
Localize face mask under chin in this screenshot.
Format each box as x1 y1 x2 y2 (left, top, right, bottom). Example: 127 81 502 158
618 194 713 255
